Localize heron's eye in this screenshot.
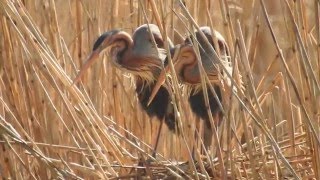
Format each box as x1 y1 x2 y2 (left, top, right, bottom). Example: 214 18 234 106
154 37 164 48
148 38 159 47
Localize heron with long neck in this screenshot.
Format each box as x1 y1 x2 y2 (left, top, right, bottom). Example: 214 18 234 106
73 24 176 156
148 27 232 148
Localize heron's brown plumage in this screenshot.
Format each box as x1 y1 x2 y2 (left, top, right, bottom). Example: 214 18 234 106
177 27 230 127
74 24 176 131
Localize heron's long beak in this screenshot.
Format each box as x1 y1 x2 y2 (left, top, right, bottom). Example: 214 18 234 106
72 50 100 85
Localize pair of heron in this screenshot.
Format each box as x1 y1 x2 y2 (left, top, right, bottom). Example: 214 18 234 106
73 24 231 156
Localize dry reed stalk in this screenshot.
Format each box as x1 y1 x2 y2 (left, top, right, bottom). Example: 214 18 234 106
0 0 319 179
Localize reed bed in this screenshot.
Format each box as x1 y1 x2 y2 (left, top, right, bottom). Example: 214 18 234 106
0 0 319 179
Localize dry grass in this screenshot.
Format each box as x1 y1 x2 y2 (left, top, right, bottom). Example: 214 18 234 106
0 0 319 179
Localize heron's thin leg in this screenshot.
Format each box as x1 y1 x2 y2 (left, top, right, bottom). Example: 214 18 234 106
203 121 213 152
192 118 201 160
152 118 164 158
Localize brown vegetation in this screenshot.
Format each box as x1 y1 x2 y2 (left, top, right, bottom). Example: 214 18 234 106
0 0 319 179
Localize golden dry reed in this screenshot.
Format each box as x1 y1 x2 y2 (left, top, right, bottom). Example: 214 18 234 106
0 0 319 179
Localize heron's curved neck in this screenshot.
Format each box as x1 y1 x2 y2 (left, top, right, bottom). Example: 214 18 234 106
176 47 200 84
115 37 133 60
182 62 201 84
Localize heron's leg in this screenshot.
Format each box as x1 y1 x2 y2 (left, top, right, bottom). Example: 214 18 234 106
203 122 213 152
192 118 201 160
152 118 164 158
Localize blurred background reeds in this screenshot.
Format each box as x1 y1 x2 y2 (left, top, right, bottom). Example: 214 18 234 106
0 0 319 179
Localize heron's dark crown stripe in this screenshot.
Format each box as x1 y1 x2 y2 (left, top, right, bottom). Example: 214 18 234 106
92 29 121 51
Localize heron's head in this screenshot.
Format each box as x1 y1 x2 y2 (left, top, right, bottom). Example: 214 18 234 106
73 29 132 84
